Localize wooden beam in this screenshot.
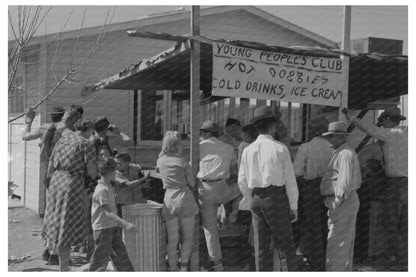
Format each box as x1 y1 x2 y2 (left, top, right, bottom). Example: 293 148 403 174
287 102 292 146
190 5 200 271
240 98 250 125
339 6 351 121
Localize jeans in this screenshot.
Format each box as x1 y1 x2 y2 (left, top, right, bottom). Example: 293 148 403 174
299 178 327 271
251 185 298 271
89 227 135 271
383 177 408 264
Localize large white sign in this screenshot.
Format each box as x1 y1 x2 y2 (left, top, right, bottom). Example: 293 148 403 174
212 42 348 107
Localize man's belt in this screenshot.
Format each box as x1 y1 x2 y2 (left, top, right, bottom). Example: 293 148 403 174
200 178 223 183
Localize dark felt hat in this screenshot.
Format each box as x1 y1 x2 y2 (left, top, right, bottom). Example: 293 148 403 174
378 106 406 121
250 106 277 125
225 118 241 127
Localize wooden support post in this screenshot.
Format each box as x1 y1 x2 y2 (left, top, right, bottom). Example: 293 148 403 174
339 6 351 121
190 5 200 271
228 98 235 118
286 102 292 146
218 99 225 127
162 90 172 134
240 98 250 125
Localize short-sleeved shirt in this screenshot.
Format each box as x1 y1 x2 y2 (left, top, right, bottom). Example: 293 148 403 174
156 154 198 218
114 164 145 204
91 180 118 231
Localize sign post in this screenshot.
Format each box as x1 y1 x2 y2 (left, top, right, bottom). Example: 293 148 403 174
189 5 200 271
339 5 351 120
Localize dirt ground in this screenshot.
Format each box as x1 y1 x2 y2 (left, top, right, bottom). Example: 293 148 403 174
8 207 87 272
8 206 407 272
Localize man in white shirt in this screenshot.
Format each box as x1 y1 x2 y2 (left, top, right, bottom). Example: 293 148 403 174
320 121 361 271
197 120 241 271
293 116 332 271
238 106 299 271
348 106 407 266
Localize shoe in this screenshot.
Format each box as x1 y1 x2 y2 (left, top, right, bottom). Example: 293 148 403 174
42 249 50 261
47 254 59 265
212 262 225 271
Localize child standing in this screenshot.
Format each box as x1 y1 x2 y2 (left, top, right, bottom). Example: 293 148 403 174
156 131 199 271
89 157 136 271
113 152 151 217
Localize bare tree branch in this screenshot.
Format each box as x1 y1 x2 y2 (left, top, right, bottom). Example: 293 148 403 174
8 6 115 124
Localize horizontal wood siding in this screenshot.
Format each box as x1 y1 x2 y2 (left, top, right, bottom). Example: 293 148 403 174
24 118 41 213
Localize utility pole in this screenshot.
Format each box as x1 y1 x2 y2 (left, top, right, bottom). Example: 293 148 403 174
189 5 200 271
339 5 351 120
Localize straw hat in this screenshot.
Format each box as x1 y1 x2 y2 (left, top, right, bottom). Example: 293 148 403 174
322 121 350 136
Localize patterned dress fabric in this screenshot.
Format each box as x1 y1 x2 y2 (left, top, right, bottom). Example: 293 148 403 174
42 132 96 247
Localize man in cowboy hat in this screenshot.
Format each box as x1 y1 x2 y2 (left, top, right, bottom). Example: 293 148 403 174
320 121 361 271
197 120 241 271
293 116 333 271
348 106 408 267
238 106 299 271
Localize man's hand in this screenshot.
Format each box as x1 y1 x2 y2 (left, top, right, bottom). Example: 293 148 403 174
290 209 298 223
144 171 151 179
108 124 120 134
25 107 36 123
334 196 344 208
341 108 351 121
124 222 138 232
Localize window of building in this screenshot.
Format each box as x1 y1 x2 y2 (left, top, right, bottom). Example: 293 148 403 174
8 77 25 114
140 90 191 141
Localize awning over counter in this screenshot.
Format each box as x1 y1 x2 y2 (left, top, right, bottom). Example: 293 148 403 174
92 32 407 109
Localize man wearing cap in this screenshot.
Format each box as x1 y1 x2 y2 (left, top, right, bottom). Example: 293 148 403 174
22 106 65 263
238 106 299 271
348 106 408 266
293 116 333 271
320 121 361 271
90 116 131 156
197 120 241 271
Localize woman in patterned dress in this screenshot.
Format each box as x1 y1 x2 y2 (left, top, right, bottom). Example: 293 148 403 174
42 110 97 271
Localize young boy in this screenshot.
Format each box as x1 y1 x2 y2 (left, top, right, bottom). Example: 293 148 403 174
114 152 151 217
89 157 136 271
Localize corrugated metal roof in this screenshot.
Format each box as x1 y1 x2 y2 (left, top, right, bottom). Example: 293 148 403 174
91 33 407 109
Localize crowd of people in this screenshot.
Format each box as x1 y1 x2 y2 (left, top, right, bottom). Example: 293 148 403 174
21 104 408 272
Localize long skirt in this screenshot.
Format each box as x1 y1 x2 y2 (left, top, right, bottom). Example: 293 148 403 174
42 170 87 248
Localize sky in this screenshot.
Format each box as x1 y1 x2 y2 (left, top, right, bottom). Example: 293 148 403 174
7 5 408 53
